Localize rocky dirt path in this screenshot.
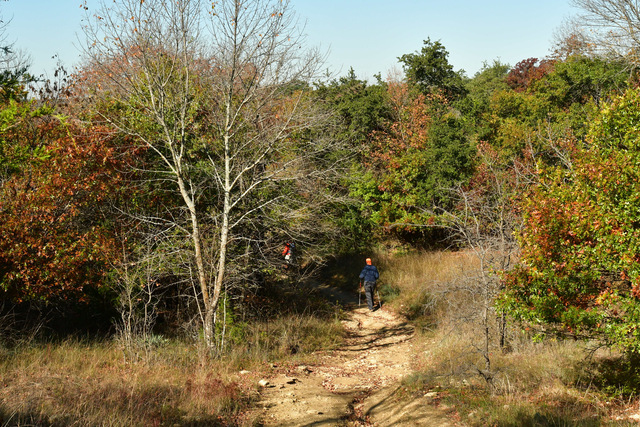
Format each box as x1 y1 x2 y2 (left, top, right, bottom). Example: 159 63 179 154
256 284 455 426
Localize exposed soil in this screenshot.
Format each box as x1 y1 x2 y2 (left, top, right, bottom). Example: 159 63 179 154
255 283 456 426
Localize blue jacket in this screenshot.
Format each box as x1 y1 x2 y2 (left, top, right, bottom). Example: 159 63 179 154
359 265 379 282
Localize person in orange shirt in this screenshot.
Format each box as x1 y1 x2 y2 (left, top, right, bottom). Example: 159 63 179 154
282 241 295 267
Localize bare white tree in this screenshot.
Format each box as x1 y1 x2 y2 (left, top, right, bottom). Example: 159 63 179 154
80 0 342 350
569 0 640 64
388 146 525 390
434 151 523 389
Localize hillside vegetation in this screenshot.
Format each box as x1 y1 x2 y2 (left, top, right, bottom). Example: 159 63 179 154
4 0 640 425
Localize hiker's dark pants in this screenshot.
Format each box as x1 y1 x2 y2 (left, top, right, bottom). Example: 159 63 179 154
364 281 376 310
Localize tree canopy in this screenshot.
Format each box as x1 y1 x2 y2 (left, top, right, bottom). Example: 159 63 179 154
501 87 640 350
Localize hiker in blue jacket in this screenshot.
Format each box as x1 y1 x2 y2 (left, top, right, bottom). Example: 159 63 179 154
359 257 380 311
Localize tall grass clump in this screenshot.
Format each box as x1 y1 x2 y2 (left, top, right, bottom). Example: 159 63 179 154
220 312 345 370
376 250 475 327
0 339 259 427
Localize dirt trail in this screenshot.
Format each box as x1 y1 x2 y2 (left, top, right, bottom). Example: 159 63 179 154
256 284 455 426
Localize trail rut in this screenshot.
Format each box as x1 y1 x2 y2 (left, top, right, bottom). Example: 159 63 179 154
256 284 455 426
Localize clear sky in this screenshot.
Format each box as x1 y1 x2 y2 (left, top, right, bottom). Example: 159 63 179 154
1 0 578 81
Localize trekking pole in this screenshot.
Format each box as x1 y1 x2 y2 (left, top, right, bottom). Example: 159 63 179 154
359 281 362 307
377 289 382 309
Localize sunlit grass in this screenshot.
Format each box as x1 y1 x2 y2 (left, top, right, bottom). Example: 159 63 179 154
377 250 640 426
0 339 256 426
0 309 344 427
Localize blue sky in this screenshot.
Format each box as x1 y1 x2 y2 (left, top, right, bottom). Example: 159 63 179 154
2 0 577 81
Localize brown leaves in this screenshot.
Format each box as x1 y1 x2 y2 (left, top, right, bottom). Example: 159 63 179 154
0 120 135 301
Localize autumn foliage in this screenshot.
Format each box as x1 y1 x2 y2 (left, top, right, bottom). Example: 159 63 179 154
501 87 640 350
505 57 554 93
0 118 133 301
354 77 474 232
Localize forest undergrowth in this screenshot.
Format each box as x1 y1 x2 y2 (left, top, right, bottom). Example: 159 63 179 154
4 250 640 426
376 250 640 427
0 280 345 427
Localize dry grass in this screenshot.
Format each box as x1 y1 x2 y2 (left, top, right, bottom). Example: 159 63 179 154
376 250 640 426
7 248 640 426
0 310 344 427
415 339 640 427
376 250 479 327
219 313 345 370
0 339 258 427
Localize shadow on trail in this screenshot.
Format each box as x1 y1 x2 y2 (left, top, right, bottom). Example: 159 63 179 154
296 418 350 427
341 323 414 352
364 385 402 418
309 281 359 307
361 385 454 427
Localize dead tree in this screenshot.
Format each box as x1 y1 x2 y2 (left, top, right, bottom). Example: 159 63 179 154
569 0 640 65
434 145 525 389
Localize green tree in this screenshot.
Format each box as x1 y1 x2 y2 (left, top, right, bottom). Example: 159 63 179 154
398 38 468 101
458 60 511 142
0 12 39 183
314 69 391 148
470 53 629 162
530 54 629 137
501 86 640 351
352 79 474 234
313 70 393 249
466 60 511 109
